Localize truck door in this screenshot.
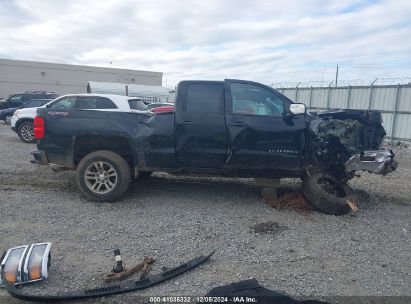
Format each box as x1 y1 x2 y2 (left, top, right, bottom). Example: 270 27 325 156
224 79 305 174
175 81 227 168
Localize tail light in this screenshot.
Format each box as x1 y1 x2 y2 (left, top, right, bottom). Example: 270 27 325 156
151 106 174 113
33 116 45 140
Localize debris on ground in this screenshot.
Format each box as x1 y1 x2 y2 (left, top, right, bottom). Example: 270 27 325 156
206 279 330 304
346 197 359 212
104 256 155 283
2 252 214 302
0 242 51 287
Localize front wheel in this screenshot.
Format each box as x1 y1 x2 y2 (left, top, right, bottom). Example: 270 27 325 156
302 172 352 215
18 121 35 143
76 150 131 201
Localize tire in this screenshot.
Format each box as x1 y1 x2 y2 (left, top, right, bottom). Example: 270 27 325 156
302 172 352 215
18 121 35 143
76 150 131 202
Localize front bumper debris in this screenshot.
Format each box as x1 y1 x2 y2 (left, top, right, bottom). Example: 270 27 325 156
31 150 49 165
2 251 214 302
345 150 398 175
0 243 52 287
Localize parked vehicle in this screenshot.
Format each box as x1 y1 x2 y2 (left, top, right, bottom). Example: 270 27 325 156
31 79 397 214
0 91 58 110
0 99 52 124
12 94 144 143
146 102 174 110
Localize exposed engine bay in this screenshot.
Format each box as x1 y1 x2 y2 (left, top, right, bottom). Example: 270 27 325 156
305 109 397 180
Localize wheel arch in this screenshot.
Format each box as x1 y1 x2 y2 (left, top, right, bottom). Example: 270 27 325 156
15 118 34 130
73 135 135 167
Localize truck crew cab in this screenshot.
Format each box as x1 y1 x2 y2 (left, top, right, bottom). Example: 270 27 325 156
32 79 397 215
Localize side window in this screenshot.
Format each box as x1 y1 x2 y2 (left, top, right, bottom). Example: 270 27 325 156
24 100 42 108
9 95 22 102
231 83 284 117
74 97 117 109
21 94 38 102
74 97 96 109
186 84 223 114
94 97 117 109
49 97 77 109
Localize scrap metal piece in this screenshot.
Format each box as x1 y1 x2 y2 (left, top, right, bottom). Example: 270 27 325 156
0 243 51 287
346 198 359 212
2 251 214 302
345 150 398 175
104 256 155 283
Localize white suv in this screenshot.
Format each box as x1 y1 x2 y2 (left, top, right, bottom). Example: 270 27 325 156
11 94 147 143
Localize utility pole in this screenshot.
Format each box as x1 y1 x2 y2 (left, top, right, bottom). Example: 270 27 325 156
335 64 339 87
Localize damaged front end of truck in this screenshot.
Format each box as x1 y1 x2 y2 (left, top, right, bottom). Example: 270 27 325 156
302 109 398 215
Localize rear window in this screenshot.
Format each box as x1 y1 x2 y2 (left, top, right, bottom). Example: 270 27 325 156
185 84 223 114
128 99 146 110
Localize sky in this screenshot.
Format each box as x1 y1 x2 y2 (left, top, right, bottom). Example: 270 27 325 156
0 0 410 87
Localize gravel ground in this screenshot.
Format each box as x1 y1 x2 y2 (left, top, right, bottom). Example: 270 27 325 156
0 122 410 304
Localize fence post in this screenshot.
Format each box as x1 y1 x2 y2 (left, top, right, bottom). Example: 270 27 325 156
309 86 313 108
295 82 301 102
326 85 331 110
367 84 374 110
346 85 352 109
368 79 378 110
390 84 401 145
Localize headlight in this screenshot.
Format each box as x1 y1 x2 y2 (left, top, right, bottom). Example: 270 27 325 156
0 243 51 286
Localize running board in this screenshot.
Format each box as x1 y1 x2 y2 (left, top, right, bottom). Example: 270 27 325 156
2 251 214 302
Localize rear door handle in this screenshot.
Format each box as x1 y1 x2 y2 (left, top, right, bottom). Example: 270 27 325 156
230 121 246 126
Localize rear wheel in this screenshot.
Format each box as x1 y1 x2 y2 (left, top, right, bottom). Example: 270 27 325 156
302 172 352 215
76 150 131 201
18 121 34 143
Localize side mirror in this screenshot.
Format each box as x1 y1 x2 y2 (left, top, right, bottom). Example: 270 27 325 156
289 103 306 115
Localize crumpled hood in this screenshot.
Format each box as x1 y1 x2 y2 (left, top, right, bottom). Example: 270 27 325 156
308 109 386 154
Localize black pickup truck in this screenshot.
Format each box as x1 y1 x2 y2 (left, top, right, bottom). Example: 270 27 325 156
32 79 397 215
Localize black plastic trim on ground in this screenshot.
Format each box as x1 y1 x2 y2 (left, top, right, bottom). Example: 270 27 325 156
1 251 214 302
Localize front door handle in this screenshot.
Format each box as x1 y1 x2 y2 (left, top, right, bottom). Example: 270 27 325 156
230 121 246 126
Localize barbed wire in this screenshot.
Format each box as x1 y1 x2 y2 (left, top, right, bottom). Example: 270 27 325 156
271 77 411 88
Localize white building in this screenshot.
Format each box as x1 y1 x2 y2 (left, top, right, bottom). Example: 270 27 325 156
0 58 163 99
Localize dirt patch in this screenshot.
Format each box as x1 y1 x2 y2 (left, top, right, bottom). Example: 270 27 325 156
249 221 288 235
276 190 313 213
